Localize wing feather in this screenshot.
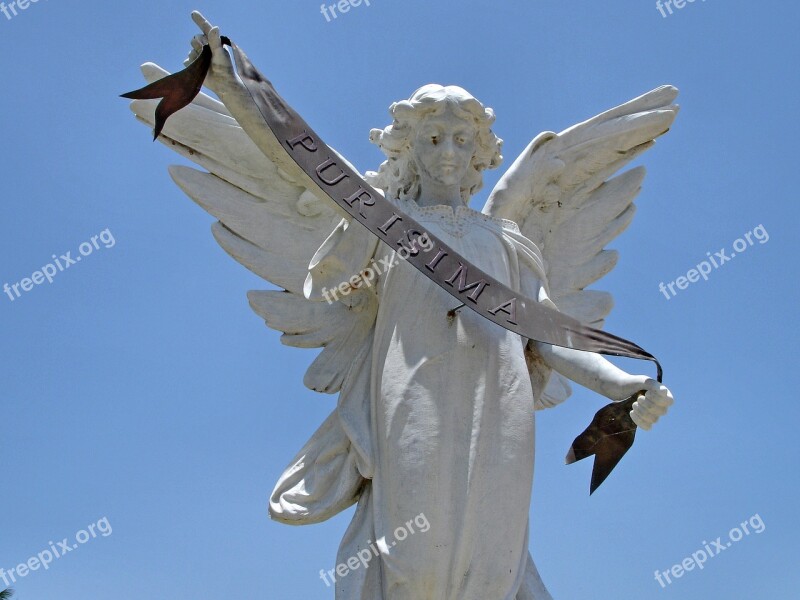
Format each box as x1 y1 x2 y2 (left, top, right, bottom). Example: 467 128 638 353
248 290 377 393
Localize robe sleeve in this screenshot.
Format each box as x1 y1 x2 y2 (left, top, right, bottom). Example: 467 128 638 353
501 225 557 311
502 224 573 410
269 409 366 525
304 217 380 305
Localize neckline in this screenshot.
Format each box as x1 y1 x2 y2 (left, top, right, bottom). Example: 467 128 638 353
397 199 520 231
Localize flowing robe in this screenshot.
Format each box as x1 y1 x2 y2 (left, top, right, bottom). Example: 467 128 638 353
271 199 555 600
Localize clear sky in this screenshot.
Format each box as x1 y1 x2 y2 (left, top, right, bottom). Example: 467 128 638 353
1 0 797 598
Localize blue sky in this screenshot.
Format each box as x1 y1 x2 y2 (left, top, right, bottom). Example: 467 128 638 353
1 0 797 598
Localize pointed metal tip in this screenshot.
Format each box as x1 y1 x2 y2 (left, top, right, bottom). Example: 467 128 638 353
565 447 576 465
152 120 166 141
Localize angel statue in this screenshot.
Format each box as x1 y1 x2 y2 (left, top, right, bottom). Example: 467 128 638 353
125 12 677 599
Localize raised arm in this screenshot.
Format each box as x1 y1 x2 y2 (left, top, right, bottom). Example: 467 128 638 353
185 12 314 181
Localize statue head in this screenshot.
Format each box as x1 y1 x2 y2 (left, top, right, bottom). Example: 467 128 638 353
366 84 503 204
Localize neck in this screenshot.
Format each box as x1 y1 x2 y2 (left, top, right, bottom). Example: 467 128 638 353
416 180 463 210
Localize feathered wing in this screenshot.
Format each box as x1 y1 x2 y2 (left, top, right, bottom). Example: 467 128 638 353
128 62 378 394
483 85 679 408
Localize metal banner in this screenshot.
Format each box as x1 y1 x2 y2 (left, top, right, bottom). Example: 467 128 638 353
123 39 666 492
227 42 661 375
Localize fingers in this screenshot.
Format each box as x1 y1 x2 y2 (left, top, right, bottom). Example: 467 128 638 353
642 379 673 402
208 26 224 52
630 410 652 431
192 11 213 35
187 11 233 86
208 27 233 70
636 396 663 419
630 386 674 431
630 401 655 430
184 35 205 67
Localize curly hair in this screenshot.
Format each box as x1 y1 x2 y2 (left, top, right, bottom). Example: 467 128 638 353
365 84 503 204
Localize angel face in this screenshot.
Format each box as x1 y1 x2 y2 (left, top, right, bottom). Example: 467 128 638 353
411 107 477 190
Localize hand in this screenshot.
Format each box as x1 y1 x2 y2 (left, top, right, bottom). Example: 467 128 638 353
629 379 674 431
184 11 237 95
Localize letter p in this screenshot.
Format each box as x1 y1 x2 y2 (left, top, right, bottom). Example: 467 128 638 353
360 267 377 288
691 549 708 569
286 131 318 153
42 263 58 283
38 549 54 570
357 548 373 569
697 260 712 281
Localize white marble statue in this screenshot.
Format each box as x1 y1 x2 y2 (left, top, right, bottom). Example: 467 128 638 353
128 12 676 599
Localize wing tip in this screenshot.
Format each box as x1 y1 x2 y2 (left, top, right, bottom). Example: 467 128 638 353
140 62 169 82
647 84 680 105
168 165 215 195
167 163 193 180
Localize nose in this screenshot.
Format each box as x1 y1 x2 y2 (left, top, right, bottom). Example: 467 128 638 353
440 136 456 157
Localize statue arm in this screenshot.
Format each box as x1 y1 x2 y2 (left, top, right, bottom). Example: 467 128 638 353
188 11 382 309
535 343 673 430
514 258 650 403
535 343 649 401
186 12 318 181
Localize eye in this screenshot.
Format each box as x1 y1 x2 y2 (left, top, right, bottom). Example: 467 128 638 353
431 135 439 146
